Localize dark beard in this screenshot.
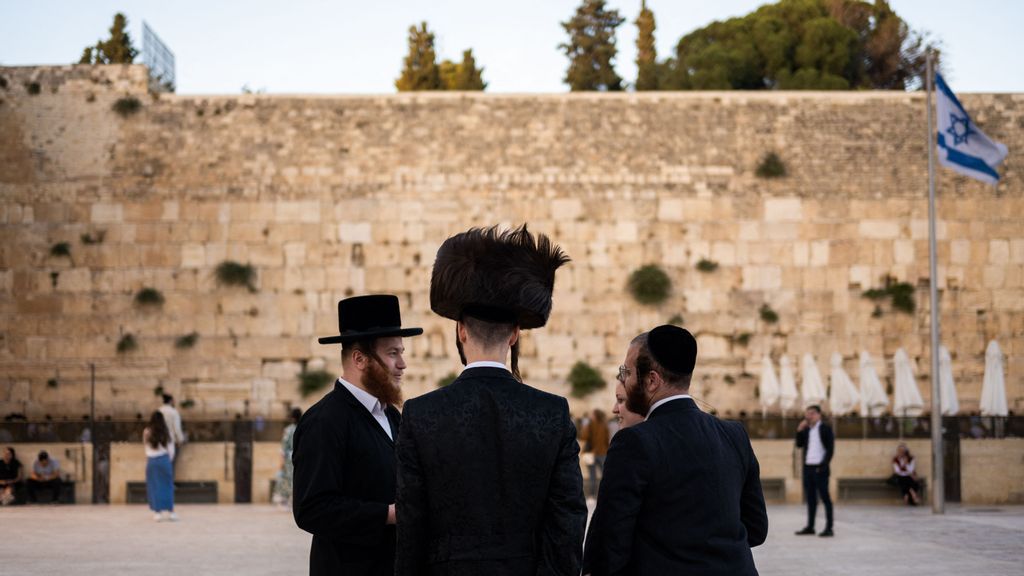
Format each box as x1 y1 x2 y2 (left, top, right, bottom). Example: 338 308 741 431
625 379 650 417
362 357 403 407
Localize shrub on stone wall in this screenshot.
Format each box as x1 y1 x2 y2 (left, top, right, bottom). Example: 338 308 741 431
134 287 165 308
25 82 41 95
759 303 779 324
298 370 334 397
180 399 196 409
568 361 605 398
755 152 786 178
215 261 257 292
696 258 719 272
667 313 684 326
49 242 71 259
112 96 142 117
81 230 106 244
437 372 458 388
116 333 137 354
175 332 199 349
862 276 916 315
628 264 671 305
735 332 752 346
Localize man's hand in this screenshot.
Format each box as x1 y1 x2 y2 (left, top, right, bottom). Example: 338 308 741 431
797 419 809 432
387 503 396 525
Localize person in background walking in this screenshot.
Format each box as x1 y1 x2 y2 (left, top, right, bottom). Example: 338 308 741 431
583 409 611 496
144 410 177 522
274 407 302 507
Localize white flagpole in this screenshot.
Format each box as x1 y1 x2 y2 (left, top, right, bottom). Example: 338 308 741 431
926 50 945 514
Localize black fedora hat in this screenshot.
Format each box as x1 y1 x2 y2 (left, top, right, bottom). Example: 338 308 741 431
318 295 423 345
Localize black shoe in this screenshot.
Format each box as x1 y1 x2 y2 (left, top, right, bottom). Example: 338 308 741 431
795 527 815 535
819 528 834 537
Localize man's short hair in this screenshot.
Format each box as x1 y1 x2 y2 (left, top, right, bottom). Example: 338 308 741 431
807 405 822 414
632 332 692 389
341 339 378 363
462 315 515 349
162 394 173 405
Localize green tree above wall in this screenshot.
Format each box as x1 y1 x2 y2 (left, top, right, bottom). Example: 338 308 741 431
654 0 938 91
561 0 625 91
440 50 487 91
397 23 486 91
634 0 659 91
79 13 138 65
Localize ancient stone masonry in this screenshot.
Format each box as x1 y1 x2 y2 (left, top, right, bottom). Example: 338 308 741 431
1 64 1021 418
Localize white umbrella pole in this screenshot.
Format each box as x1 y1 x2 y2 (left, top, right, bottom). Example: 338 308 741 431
926 51 945 514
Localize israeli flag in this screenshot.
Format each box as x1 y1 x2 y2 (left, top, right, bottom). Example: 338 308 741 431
935 74 1008 185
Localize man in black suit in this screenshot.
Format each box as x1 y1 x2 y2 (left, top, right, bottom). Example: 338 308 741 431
292 294 422 576
583 326 768 576
395 225 587 576
795 404 835 537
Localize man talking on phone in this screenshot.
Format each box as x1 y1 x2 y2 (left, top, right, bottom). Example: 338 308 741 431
795 405 835 537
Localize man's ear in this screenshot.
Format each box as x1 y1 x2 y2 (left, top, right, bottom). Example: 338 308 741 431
645 370 662 393
457 321 468 344
509 326 520 347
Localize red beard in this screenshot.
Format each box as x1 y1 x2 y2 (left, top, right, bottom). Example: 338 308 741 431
362 356 403 407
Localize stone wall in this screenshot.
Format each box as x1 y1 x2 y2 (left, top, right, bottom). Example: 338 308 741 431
1 64 1022 419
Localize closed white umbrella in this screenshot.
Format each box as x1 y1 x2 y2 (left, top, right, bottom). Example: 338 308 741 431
981 340 1008 416
779 355 799 414
939 345 960 416
759 355 780 416
892 348 924 417
829 352 860 415
801 353 827 409
858 351 889 417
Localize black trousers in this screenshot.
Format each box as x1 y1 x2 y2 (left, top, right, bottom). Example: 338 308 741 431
27 478 61 503
802 464 833 530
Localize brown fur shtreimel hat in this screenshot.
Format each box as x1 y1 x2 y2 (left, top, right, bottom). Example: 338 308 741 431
430 225 570 329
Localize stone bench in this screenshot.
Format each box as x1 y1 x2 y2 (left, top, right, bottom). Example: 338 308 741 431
13 480 75 504
761 477 786 502
126 481 218 504
838 477 927 503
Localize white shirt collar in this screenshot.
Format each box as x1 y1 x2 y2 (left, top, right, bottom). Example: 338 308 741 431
463 361 509 371
338 377 383 413
646 394 693 419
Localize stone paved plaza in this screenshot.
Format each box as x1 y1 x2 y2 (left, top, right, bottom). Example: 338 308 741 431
1 503 1022 575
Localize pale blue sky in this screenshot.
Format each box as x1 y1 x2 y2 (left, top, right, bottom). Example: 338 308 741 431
2 1 1022 94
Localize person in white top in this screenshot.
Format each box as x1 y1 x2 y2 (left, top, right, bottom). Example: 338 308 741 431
795 405 835 537
143 410 177 522
158 394 185 469
892 443 922 506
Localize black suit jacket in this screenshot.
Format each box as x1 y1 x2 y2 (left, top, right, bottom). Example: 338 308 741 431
795 422 835 472
292 381 401 576
582 397 768 576
395 367 587 576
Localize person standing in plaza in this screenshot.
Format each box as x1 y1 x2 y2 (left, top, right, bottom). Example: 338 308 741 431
159 394 185 471
273 407 302 508
795 405 835 537
292 294 422 576
395 225 586 576
144 411 177 521
583 326 768 575
582 409 611 496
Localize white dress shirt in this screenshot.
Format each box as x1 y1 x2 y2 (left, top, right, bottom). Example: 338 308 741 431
463 361 509 371
338 378 393 441
647 394 693 419
806 421 826 465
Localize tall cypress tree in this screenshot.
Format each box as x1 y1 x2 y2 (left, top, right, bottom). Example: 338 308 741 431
395 22 442 91
635 0 658 90
560 0 625 91
79 13 138 64
449 49 486 90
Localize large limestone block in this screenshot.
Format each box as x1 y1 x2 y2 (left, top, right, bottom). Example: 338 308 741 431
763 197 802 221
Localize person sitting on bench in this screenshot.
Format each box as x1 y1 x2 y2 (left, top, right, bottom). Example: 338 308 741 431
1 447 24 505
892 444 921 506
27 451 62 504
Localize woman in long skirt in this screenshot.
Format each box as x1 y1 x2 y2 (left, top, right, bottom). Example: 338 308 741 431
144 410 177 521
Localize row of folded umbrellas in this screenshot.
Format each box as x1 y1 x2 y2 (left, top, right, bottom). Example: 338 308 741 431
758 340 1009 417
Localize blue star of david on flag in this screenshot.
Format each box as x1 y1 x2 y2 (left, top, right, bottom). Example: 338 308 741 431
946 113 973 145
935 74 1008 185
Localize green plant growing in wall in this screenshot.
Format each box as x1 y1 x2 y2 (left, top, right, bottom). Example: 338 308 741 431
215 261 258 292
298 370 334 397
437 372 458 388
47 378 59 389
735 332 752 346
49 242 72 260
180 399 196 409
153 385 165 397
696 258 719 273
755 152 786 178
26 82 41 95
81 230 106 244
628 264 671 305
862 276 916 315
568 361 605 399
667 313 684 326
724 375 735 384
134 287 165 308
112 96 141 117
759 304 779 324
175 332 199 349
116 333 137 354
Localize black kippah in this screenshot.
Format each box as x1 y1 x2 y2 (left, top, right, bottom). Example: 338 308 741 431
648 325 697 375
